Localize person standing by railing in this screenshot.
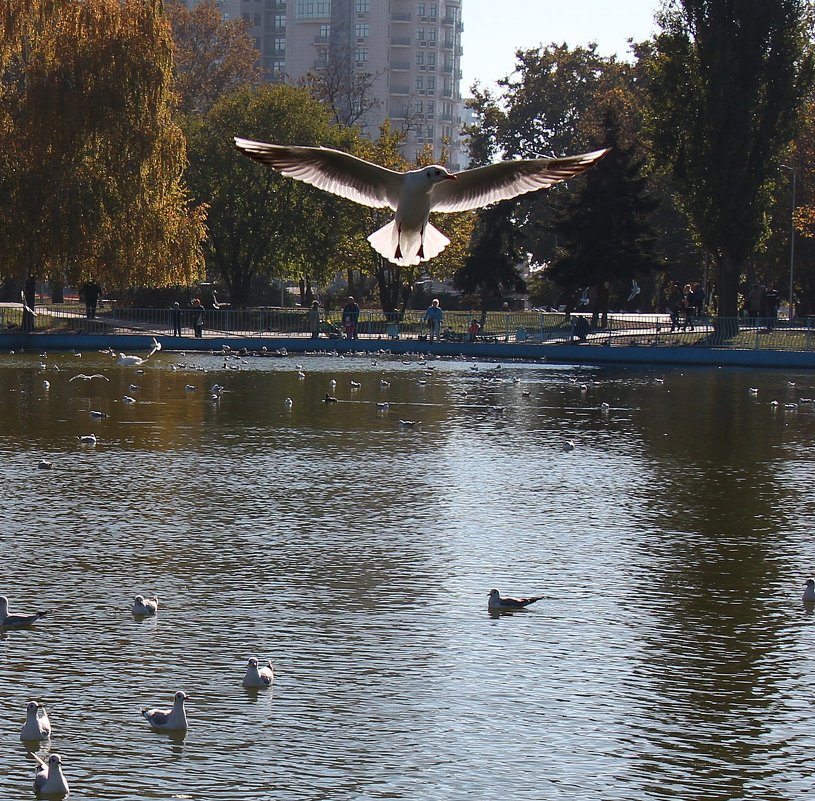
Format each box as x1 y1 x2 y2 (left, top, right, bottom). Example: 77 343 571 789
309 300 321 339
342 296 360 340
423 298 443 342
191 298 205 338
172 302 182 337
81 281 102 319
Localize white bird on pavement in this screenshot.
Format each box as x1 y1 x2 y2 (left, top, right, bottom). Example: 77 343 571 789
132 594 159 616
32 753 69 796
141 691 188 731
0 595 49 627
20 701 51 741
487 588 544 613
242 657 274 688
233 138 608 266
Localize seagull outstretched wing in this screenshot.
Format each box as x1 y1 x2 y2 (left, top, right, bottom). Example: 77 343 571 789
234 139 403 210
430 149 609 213
20 291 37 316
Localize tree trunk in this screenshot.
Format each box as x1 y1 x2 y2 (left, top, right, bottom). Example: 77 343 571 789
304 277 314 306
375 263 401 313
713 251 741 337
51 280 64 303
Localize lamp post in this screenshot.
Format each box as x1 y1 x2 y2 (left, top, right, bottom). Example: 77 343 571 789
781 164 796 321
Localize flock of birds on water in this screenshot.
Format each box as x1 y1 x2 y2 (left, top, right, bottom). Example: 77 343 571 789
6 336 815 794
3 581 542 796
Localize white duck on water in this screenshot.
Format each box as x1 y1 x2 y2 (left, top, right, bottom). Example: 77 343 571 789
233 138 608 266
32 753 69 796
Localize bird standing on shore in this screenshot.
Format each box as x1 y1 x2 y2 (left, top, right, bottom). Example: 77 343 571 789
233 138 608 266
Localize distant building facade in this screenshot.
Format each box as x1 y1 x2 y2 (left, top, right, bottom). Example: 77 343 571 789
194 0 465 169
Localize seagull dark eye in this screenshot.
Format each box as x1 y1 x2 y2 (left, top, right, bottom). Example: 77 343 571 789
434 170 441 176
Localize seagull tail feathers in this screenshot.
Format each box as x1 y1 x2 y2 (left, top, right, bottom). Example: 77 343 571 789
367 220 450 266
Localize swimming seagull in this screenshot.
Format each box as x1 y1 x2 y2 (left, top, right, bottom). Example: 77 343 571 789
141 691 189 731
77 433 97 445
20 701 51 741
283 397 293 409
242 657 274 688
488 588 544 613
0 595 48 627
804 579 815 603
132 595 159 616
32 753 69 796
233 138 608 266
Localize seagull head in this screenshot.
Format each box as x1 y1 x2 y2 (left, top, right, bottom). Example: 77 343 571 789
806 579 815 588
247 657 259 668
174 691 188 703
488 589 500 598
48 754 63 767
26 700 40 714
422 165 457 185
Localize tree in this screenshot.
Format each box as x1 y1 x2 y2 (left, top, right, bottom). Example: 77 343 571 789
165 0 263 116
647 0 814 318
184 83 359 307
547 106 661 316
453 203 526 319
464 44 643 271
0 0 206 324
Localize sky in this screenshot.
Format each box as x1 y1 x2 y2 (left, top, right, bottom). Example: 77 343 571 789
460 0 660 92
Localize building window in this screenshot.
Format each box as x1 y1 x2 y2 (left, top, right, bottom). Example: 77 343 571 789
354 47 368 64
274 36 286 53
355 23 369 38
429 3 437 16
415 50 424 66
295 0 331 19
426 75 435 91
417 2 425 14
274 14 286 31
319 23 331 38
428 51 436 67
428 27 437 43
355 0 369 12
416 27 425 41
426 100 434 115
415 75 424 90
426 124 434 139
414 99 423 113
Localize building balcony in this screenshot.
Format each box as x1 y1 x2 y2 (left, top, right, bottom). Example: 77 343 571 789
390 85 411 96
391 12 411 21
391 36 411 46
313 35 329 43
390 61 411 71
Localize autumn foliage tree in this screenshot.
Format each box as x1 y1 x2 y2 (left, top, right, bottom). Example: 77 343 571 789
165 0 263 116
0 0 206 320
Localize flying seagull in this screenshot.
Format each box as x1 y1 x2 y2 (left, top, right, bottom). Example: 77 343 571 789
69 373 110 383
233 138 609 266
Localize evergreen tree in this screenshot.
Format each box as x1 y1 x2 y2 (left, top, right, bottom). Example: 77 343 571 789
647 0 814 318
547 108 660 310
453 204 526 317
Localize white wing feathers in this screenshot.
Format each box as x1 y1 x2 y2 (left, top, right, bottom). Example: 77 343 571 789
430 148 610 213
233 138 403 210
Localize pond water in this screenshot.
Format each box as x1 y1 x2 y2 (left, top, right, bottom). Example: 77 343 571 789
1 348 815 800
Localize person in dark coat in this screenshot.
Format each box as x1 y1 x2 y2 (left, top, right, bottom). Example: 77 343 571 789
81 282 102 319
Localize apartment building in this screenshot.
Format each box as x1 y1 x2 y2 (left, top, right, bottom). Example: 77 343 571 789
199 0 465 169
